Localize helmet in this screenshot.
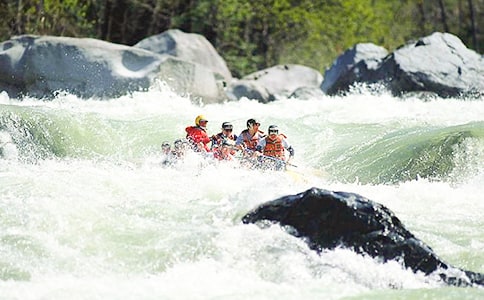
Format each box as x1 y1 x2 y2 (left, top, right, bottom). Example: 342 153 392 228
268 125 279 135
195 115 208 126
222 121 233 130
246 118 260 129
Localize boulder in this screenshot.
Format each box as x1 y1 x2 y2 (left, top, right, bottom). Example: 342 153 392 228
0 35 162 99
155 56 227 104
289 86 326 100
243 64 323 98
242 187 484 287
322 32 484 98
321 43 388 95
225 79 275 103
134 29 232 83
377 32 484 97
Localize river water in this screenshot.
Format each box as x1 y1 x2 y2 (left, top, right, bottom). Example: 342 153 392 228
0 86 483 299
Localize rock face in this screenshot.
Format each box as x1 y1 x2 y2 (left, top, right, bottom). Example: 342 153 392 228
378 32 484 97
321 43 388 95
155 56 227 104
244 64 323 97
0 35 162 98
0 32 230 103
242 187 484 287
226 79 275 103
1 31 480 101
227 64 323 102
134 29 232 83
321 32 484 98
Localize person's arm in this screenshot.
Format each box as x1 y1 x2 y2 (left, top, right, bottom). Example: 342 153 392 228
283 139 294 158
235 133 246 150
256 139 266 153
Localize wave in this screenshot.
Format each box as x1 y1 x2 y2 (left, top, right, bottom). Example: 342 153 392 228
322 122 484 184
2 92 484 185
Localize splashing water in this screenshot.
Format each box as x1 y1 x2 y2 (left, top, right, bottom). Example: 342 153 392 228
0 87 483 299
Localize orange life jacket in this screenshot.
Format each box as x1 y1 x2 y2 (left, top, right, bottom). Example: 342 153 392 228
240 129 264 151
185 126 210 152
263 134 286 159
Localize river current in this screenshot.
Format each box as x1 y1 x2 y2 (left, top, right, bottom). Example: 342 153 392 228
0 86 483 299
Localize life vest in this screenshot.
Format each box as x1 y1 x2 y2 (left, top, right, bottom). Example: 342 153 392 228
240 129 264 151
263 134 286 159
185 126 210 152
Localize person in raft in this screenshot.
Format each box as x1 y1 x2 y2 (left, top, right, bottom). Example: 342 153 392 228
214 140 236 161
211 121 238 148
256 125 295 170
185 115 211 152
235 118 265 152
211 121 238 160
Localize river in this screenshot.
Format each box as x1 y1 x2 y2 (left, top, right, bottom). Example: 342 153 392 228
0 85 483 299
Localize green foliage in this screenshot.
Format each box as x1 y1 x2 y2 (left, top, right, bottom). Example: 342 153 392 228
0 0 95 38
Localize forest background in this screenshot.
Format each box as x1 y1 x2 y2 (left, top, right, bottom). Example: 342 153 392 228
1 0 481 78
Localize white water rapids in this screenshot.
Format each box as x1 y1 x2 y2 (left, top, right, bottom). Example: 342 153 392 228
0 87 483 299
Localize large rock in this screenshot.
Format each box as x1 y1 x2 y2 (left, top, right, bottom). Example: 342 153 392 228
243 64 323 99
321 43 388 95
225 79 275 103
0 35 162 98
134 29 232 83
321 32 484 98
0 34 230 103
289 86 326 100
155 56 227 104
242 187 483 287
377 32 484 97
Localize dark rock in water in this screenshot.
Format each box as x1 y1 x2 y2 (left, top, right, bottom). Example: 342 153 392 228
242 187 483 287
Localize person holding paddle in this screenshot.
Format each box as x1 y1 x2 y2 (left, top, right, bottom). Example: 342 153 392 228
256 125 294 170
185 115 211 153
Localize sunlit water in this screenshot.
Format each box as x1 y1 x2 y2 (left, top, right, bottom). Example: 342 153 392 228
0 85 483 299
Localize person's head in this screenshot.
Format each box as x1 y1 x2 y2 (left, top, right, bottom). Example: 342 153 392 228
246 118 260 130
221 140 233 154
162 141 171 153
268 125 279 136
221 122 233 134
195 115 208 128
174 139 187 151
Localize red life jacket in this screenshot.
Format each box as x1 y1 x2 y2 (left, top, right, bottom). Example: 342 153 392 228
263 134 286 159
185 126 210 152
240 129 264 151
